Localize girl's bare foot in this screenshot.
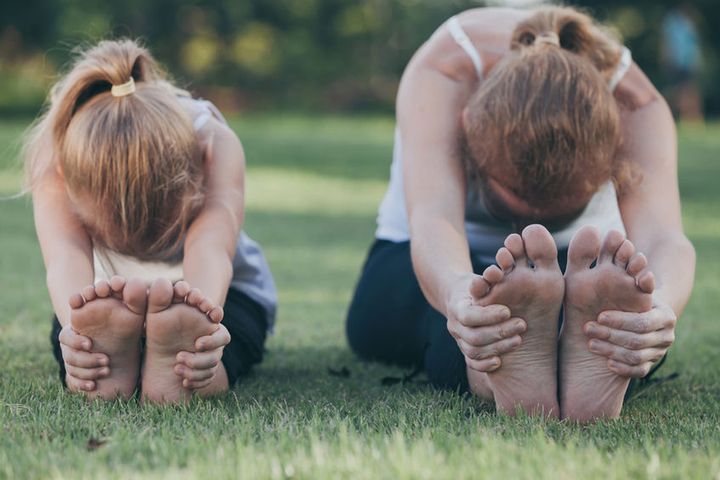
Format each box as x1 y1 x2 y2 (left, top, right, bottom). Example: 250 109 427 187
68 276 146 400
469 225 564 417
141 279 224 404
560 226 655 422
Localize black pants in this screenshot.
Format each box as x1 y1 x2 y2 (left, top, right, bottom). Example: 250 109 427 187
51 288 268 387
346 240 663 396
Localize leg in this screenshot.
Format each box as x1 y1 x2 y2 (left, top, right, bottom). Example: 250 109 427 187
346 240 468 391
194 288 268 395
560 227 655 422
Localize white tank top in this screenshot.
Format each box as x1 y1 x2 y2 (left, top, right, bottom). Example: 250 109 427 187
375 16 632 264
93 97 278 326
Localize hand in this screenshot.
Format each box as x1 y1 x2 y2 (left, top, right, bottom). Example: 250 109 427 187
583 301 677 378
58 323 110 392
174 322 230 389
446 274 526 372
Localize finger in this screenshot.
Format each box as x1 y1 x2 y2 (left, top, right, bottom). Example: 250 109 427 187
66 374 96 392
176 350 221 370
584 322 675 350
59 327 93 351
458 317 527 347
597 309 671 333
588 339 666 365
195 324 231 351
184 377 213 390
175 364 216 382
465 356 501 372
607 359 654 379
65 364 110 380
459 335 522 360
61 345 109 368
455 303 511 328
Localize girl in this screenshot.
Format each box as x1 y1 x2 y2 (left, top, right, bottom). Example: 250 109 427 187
346 6 694 421
25 39 277 403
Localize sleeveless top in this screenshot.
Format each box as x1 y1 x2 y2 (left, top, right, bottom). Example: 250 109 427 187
93 97 278 327
375 16 633 264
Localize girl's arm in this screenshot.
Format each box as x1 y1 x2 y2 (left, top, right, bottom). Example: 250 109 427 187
32 138 110 390
32 144 95 327
399 25 528 373
182 118 245 310
586 65 696 377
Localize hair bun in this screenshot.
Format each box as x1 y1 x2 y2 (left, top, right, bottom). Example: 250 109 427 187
511 7 623 79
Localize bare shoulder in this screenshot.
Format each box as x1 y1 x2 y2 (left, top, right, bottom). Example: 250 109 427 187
409 7 529 80
614 63 662 112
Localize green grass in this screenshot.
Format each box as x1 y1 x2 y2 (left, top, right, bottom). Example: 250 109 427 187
1 115 719 479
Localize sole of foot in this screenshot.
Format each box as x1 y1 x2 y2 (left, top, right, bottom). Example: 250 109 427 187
69 276 146 400
560 226 654 422
141 278 221 404
469 224 564 418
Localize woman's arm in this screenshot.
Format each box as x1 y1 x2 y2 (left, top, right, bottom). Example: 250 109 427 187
182 118 245 308
399 28 527 372
586 66 695 377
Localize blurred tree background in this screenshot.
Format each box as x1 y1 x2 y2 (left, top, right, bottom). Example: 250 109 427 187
1 0 718 116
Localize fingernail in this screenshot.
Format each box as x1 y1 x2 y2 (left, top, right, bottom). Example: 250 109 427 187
175 366 184 375
585 325 596 335
100 368 109 376
85 383 93 390
588 340 598 351
499 307 511 318
83 342 91 350
99 357 108 366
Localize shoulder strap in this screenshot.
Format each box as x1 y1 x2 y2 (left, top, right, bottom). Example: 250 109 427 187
608 46 632 92
447 16 484 79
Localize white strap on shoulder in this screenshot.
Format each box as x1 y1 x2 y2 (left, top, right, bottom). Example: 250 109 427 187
608 46 632 92
193 111 212 131
447 16 484 80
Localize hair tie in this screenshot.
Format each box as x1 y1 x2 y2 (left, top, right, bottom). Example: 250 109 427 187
535 32 560 47
111 77 136 97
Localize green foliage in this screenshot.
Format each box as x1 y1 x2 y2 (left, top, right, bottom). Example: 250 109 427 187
1 116 719 478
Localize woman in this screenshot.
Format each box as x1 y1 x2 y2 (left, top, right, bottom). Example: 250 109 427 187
346 6 694 421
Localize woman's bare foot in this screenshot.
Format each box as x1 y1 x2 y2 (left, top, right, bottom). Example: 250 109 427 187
141 279 225 404
560 226 655 422
469 225 564 417
68 276 146 400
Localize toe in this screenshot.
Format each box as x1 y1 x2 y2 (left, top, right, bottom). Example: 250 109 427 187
482 265 504 285
567 226 601 272
81 285 97 303
147 278 174 313
626 253 648 277
109 276 127 297
186 288 204 307
173 281 191 303
469 275 492 299
495 247 515 271
69 293 85 310
503 233 526 264
613 239 635 269
123 278 149 315
521 224 558 268
599 230 626 265
94 280 111 298
637 271 655 294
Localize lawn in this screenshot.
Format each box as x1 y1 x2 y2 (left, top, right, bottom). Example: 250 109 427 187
0 115 718 479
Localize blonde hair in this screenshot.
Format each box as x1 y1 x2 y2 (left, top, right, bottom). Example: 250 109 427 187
463 6 630 205
24 39 204 261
